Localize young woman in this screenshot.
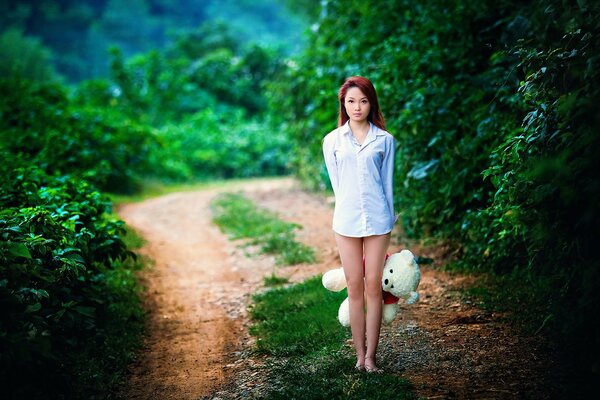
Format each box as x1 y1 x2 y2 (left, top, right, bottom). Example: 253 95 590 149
322 76 397 373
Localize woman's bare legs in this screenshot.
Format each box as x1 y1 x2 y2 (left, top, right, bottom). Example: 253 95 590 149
334 233 365 369
363 232 391 372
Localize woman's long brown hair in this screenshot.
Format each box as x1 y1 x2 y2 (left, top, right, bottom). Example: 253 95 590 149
337 76 386 130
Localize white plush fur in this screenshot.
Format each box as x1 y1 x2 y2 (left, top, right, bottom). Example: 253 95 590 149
382 303 398 324
322 249 421 326
322 267 346 292
382 250 421 304
338 297 350 327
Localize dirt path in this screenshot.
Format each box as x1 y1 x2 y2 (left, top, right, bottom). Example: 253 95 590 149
116 178 298 399
117 177 557 399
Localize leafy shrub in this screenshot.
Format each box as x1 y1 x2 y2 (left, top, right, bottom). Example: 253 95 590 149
0 77 157 193
152 109 290 182
101 22 285 125
0 162 143 398
0 28 58 81
468 2 600 383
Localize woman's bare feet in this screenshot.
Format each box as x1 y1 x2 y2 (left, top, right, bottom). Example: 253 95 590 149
355 355 365 371
364 356 382 373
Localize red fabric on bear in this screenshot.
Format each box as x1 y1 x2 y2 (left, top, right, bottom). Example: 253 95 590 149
383 291 400 304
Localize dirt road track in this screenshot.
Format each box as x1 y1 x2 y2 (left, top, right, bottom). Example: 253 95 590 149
116 178 336 399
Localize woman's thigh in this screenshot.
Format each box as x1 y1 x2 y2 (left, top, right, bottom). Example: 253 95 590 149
334 232 364 287
363 233 391 288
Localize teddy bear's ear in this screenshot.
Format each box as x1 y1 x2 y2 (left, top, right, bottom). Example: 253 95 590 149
399 249 416 263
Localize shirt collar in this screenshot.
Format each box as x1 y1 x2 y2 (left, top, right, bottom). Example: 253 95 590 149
339 120 385 136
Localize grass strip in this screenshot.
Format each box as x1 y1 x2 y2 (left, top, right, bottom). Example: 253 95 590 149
263 273 289 287
210 192 315 265
249 276 416 399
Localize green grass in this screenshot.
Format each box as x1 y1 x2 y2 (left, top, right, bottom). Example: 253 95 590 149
119 219 147 250
250 276 348 355
249 276 416 399
211 192 316 265
263 273 289 287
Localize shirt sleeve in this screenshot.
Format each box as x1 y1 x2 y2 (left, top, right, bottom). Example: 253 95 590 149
322 134 339 196
382 136 397 222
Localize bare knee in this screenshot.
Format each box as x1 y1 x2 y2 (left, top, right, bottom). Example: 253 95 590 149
346 278 364 299
364 276 382 299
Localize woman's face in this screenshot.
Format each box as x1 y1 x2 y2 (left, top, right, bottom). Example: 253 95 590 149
344 86 371 124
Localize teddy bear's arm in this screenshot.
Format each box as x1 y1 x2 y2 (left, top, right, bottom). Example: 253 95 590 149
406 291 419 305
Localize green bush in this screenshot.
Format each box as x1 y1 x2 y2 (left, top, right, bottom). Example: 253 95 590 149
0 77 157 194
468 3 600 379
152 109 290 181
70 30 292 184
0 28 58 82
0 162 143 398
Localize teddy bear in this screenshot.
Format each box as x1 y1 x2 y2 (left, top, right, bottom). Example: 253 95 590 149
322 249 421 327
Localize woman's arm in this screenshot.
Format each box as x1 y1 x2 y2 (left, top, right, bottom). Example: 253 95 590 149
322 135 339 196
382 136 397 221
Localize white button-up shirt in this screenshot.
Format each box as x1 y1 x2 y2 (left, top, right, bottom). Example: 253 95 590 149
322 120 398 237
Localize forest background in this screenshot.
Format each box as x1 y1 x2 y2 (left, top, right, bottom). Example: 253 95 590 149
1 0 598 398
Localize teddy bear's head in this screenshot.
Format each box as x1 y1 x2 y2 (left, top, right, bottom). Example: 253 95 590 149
381 249 421 304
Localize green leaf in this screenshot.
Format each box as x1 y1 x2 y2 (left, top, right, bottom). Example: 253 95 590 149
7 242 32 259
65 252 85 263
74 306 95 318
25 302 42 313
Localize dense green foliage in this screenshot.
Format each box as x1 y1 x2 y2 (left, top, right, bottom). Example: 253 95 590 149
71 23 292 183
0 28 58 81
1 4 293 188
479 6 600 378
0 164 144 398
1 78 156 193
249 276 415 399
0 0 305 81
270 0 600 389
211 192 315 265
